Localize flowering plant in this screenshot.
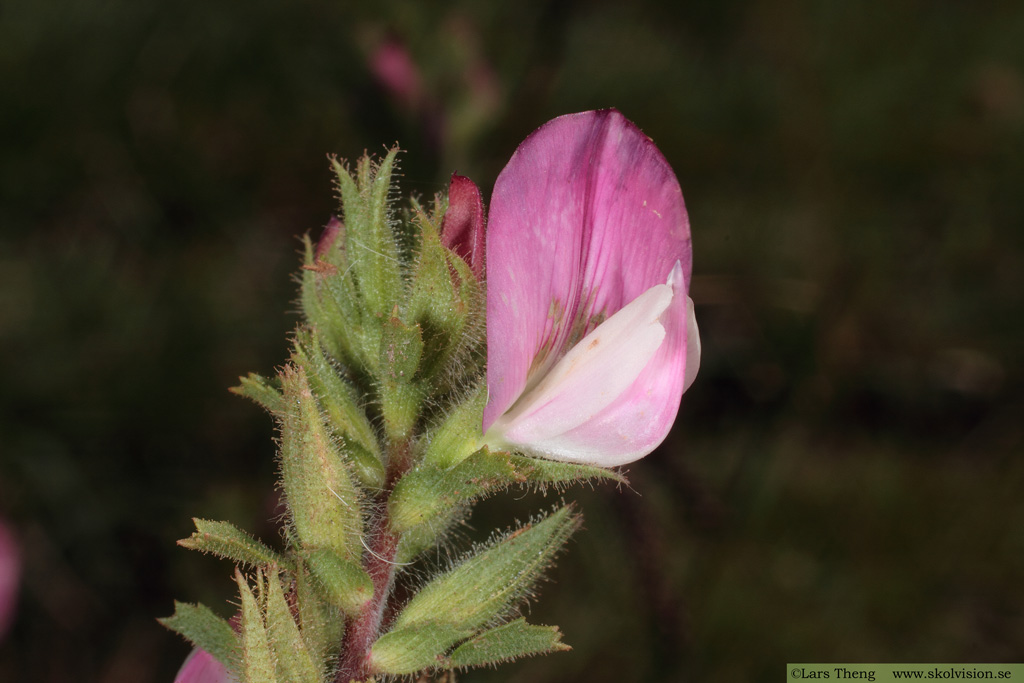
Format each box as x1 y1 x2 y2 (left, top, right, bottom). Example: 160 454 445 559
163 109 698 683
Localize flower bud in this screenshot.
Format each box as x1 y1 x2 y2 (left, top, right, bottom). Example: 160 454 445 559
440 173 486 279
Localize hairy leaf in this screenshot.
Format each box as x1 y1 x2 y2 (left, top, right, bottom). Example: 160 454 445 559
305 547 374 616
279 365 363 560
265 570 321 683
178 518 289 570
449 618 569 668
389 448 519 534
393 506 580 633
159 602 238 671
230 373 284 415
509 454 627 487
237 570 277 683
368 622 468 675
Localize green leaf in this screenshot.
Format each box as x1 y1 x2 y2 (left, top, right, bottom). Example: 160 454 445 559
367 622 468 675
293 330 384 488
159 601 238 671
377 314 425 440
421 382 486 469
509 454 628 487
405 194 485 391
379 314 424 380
305 547 374 616
177 518 290 570
393 506 581 633
300 234 364 370
279 365 363 561
237 570 278 683
295 562 345 666
394 504 464 566
389 448 519 534
406 218 462 380
230 373 285 415
449 618 570 668
333 150 403 319
265 570 321 683
438 229 486 385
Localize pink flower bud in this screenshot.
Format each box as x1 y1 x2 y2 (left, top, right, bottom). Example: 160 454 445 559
173 648 237 683
482 110 700 467
315 216 344 260
440 173 486 279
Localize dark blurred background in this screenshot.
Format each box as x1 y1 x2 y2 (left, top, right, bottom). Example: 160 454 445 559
1 0 1022 681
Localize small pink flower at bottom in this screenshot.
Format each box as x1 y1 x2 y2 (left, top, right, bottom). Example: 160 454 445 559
174 648 237 683
481 109 700 467
0 519 19 640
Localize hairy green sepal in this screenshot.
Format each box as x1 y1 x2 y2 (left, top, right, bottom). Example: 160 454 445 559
293 330 384 488
265 569 322 683
237 570 277 683
279 365 363 560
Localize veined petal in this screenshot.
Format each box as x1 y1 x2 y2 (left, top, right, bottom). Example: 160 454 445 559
483 109 694 465
484 110 692 435
174 648 238 683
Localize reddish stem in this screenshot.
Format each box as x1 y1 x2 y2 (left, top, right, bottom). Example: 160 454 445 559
335 438 411 683
335 516 398 681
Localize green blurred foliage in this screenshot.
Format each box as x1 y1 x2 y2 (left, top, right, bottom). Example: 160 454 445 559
1 0 1021 681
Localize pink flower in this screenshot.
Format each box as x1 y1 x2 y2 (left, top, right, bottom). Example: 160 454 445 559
368 38 423 110
0 519 19 640
173 648 237 683
481 110 700 467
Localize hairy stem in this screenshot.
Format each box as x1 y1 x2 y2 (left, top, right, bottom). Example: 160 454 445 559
335 437 411 682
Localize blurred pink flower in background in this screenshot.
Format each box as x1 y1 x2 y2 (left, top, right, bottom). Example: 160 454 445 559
368 38 424 111
482 109 700 467
0 518 20 640
365 24 501 168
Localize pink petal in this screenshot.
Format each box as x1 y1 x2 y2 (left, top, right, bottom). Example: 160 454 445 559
537 273 698 466
440 173 486 278
491 281 672 451
483 110 694 463
683 296 701 394
174 648 237 683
